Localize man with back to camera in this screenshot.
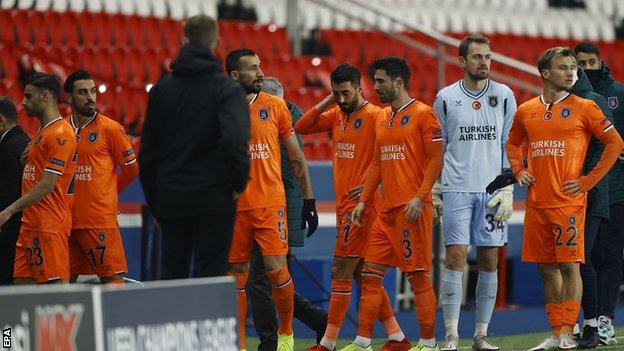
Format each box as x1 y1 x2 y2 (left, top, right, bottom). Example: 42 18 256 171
139 15 250 280
296 63 411 351
0 72 77 284
226 48 318 351
0 96 29 285
63 69 138 285
433 34 516 351
574 42 624 346
506 47 623 350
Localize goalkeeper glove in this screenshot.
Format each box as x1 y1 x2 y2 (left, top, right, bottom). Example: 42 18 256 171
486 169 517 194
486 184 513 222
302 198 319 237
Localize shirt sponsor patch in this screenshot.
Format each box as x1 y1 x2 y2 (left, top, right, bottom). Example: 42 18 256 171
123 148 135 157
50 158 65 167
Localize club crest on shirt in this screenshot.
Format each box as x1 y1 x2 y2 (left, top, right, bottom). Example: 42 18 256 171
608 96 619 109
277 209 284 217
400 115 410 125
472 101 481 110
259 108 269 121
34 135 42 146
560 107 572 119
353 118 362 130
98 232 106 241
402 228 410 237
387 118 395 128
88 131 98 143
488 96 498 107
543 111 553 120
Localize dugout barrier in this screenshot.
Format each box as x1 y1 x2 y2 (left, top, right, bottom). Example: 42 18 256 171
0 277 238 351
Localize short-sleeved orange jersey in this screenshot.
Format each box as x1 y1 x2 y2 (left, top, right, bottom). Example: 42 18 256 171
374 99 443 210
507 94 616 208
21 117 77 233
66 113 136 228
296 102 381 214
237 92 294 212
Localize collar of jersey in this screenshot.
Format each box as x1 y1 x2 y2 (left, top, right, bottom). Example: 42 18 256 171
539 92 570 109
37 117 63 135
70 112 98 132
391 98 416 118
344 101 369 120
459 79 490 100
249 93 259 105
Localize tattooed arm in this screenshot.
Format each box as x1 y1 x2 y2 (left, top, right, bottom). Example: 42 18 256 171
283 134 314 199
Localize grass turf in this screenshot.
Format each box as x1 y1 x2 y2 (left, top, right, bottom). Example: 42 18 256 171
246 328 624 350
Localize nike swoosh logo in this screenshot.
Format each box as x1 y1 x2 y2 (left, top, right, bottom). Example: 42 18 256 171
445 293 455 296
488 295 496 299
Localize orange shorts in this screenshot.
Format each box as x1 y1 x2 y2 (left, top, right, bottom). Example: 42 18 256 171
365 203 433 272
334 204 376 258
69 228 128 277
14 227 70 283
229 206 289 263
13 236 31 278
522 206 586 263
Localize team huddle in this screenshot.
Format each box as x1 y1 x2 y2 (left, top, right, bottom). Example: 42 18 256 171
0 26 623 351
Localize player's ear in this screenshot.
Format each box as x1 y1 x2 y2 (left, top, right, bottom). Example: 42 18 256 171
458 55 467 68
230 70 239 81
65 93 73 104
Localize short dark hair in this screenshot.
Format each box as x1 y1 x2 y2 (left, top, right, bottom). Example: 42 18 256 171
64 70 93 93
225 48 258 75
370 56 410 87
459 34 491 58
26 72 61 100
331 63 361 86
574 42 600 57
0 96 17 123
184 14 218 48
537 47 576 73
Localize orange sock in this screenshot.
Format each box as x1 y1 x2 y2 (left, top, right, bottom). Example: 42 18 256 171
324 278 352 341
545 303 563 335
229 271 249 350
356 266 385 339
562 300 580 333
267 267 294 335
407 271 437 339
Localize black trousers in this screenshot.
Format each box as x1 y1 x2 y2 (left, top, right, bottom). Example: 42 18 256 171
595 202 624 319
580 216 602 320
0 214 21 285
159 194 236 279
247 242 327 350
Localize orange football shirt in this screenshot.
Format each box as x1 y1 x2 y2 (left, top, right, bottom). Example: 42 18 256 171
295 102 380 213
507 93 619 208
21 117 77 233
66 113 137 228
361 99 443 210
237 92 294 212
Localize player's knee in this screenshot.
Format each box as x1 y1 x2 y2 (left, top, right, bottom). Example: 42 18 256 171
538 263 559 279
558 262 580 277
406 271 433 294
476 254 499 272
445 248 467 270
263 256 287 272
331 257 358 279
229 263 249 273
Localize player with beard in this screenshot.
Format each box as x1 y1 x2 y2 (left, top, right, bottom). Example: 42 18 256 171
342 56 444 351
296 63 410 351
63 70 138 285
432 35 517 351
225 48 317 351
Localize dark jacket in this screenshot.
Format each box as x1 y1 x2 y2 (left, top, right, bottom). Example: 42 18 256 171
281 101 305 247
586 63 624 206
139 43 250 219
0 125 29 211
569 69 612 221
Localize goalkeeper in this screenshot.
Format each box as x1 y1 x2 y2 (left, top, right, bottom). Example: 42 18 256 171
432 35 517 351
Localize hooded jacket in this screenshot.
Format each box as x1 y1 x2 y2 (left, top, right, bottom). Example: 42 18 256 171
139 43 250 219
586 63 624 206
569 69 613 221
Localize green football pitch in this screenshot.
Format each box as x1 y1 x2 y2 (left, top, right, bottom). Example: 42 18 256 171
247 328 624 350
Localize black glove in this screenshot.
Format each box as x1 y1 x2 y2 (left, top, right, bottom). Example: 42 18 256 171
486 169 517 194
302 198 319 237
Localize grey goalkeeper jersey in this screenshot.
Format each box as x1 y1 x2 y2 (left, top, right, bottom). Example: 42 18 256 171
433 79 517 193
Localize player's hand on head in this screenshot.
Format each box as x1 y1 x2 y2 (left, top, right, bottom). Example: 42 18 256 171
302 198 319 237
518 170 536 186
486 185 513 222
346 184 364 200
561 179 582 197
352 202 366 227
404 197 424 222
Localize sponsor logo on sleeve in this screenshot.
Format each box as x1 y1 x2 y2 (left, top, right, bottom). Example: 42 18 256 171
123 148 135 157
50 158 66 167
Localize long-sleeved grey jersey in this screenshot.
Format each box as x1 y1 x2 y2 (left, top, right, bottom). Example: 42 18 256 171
433 79 517 193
